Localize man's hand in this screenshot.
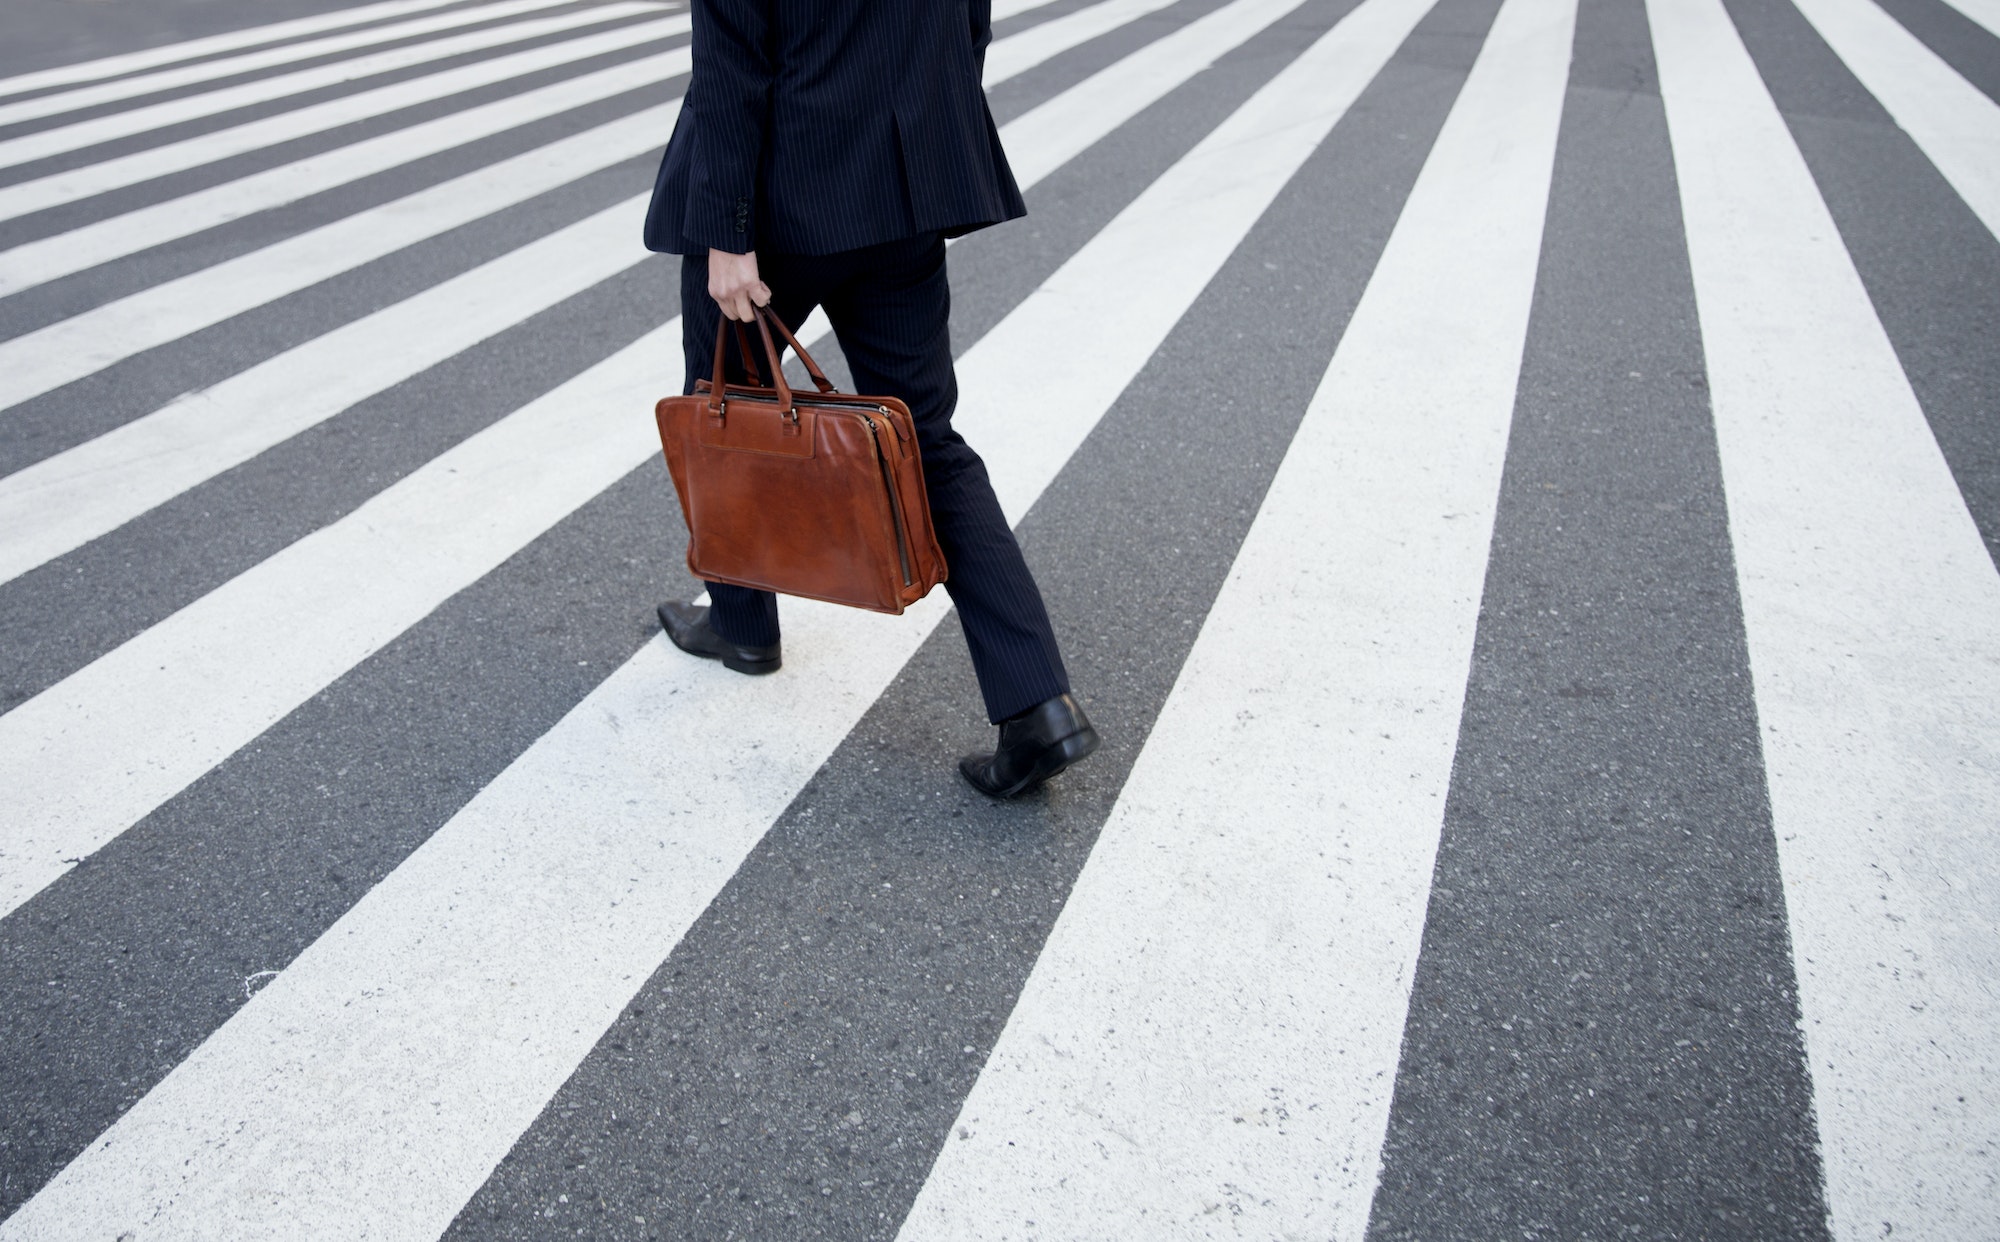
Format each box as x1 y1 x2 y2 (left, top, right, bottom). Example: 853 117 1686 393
708 249 771 321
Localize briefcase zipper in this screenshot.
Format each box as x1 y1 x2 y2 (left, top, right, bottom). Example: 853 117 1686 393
862 413 915 588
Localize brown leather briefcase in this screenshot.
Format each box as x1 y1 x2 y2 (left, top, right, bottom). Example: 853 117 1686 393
654 307 947 615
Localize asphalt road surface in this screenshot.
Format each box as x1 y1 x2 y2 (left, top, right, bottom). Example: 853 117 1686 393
0 0 1996 1237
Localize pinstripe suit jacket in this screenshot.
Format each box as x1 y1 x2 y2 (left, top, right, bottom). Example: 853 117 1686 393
643 0 1027 257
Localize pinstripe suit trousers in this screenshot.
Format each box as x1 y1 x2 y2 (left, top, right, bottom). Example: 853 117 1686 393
680 235 1070 724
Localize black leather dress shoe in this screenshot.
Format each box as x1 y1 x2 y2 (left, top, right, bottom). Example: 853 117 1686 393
959 692 1100 798
657 600 781 675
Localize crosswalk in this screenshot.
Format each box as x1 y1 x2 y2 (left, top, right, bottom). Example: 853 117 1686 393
1654 0 2000 1231
0 0 620 133
0 0 1993 1236
907 0 1570 1230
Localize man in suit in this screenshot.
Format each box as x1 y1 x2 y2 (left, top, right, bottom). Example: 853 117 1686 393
644 0 1098 798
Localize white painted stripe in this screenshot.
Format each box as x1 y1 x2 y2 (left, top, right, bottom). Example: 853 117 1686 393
0 0 1214 590
0 0 471 101
0 0 1437 1227
1939 0 2000 40
0 0 595 130
0 98 677 414
991 0 1068 20
0 1 664 172
902 0 1572 1236
0 198 649 588
1651 0 2000 1237
1003 0 1314 191
1793 0 2000 243
0 0 1242 921
984 0 1182 86
0 14 686 225
0 46 689 296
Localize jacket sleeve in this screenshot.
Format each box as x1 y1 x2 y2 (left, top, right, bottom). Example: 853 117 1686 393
969 0 992 78
683 0 774 253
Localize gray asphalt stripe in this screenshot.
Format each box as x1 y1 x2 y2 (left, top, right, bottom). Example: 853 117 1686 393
0 34 686 251
1362 0 1829 1236
1872 0 2000 103
436 3 1497 1238
0 0 1373 1212
1724 0 2000 572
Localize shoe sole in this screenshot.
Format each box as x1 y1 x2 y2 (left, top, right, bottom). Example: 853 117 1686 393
973 726 1102 799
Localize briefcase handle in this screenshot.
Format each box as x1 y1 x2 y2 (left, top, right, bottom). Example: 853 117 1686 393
728 321 766 388
704 305 838 420
755 307 837 395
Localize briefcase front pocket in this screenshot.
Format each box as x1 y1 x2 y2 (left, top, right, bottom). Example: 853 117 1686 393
654 308 946 615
